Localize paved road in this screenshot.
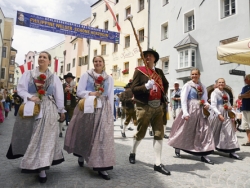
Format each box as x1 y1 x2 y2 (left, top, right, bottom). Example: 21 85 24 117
0 111 250 188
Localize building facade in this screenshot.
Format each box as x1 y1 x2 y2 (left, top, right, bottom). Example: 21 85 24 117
0 11 16 91
90 0 148 85
150 0 250 101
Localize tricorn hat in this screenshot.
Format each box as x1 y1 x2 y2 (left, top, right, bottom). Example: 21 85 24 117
64 73 75 79
143 48 159 63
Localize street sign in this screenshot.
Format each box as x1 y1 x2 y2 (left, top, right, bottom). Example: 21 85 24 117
229 69 246 76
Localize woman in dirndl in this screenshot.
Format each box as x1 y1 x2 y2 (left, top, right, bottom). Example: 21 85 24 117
64 55 115 180
210 78 241 159
168 68 215 164
6 51 65 183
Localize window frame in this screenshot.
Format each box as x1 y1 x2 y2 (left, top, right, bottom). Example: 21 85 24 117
1 68 5 79
114 43 118 52
163 0 169 6
125 6 131 19
72 58 75 67
101 44 107 55
138 29 144 43
220 0 236 18
178 48 196 69
138 0 144 12
104 20 109 30
184 10 195 33
125 35 130 48
2 47 7 58
161 22 169 40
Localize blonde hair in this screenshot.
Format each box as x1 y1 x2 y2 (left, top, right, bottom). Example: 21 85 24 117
190 68 201 75
216 78 226 83
93 55 106 71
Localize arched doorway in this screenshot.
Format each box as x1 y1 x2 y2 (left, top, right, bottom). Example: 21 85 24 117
207 85 234 105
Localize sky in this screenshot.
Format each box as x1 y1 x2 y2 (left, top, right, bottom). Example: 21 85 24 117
0 0 97 65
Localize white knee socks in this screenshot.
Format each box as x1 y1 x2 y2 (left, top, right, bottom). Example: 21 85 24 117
153 140 163 166
131 138 141 153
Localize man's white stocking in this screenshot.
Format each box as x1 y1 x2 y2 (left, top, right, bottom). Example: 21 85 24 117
131 138 141 153
153 140 163 166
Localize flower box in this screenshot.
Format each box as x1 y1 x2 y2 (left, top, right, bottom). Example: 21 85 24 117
122 69 129 75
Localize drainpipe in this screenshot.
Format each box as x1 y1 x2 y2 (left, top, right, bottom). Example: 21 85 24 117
87 13 97 70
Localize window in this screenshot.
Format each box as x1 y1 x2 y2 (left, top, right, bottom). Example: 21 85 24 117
94 50 97 56
1 68 5 79
113 65 118 71
2 47 7 58
178 49 196 69
114 14 119 26
77 78 80 82
101 45 106 55
60 66 63 73
139 29 144 42
125 7 131 19
72 58 75 67
124 62 129 70
163 0 169 6
221 0 236 18
10 56 15 65
163 61 169 74
125 35 130 48
104 21 109 30
9 74 14 83
116 0 119 3
184 10 195 32
138 58 143 66
138 0 144 11
84 56 88 65
74 43 76 50
161 22 168 40
78 57 82 66
219 36 238 64
105 5 108 11
114 43 118 52
67 63 71 71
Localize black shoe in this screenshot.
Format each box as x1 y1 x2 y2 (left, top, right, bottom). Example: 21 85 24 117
121 131 126 138
98 171 110 180
128 127 134 131
78 160 84 167
149 131 153 136
175 149 181 158
154 164 171 175
39 176 47 183
129 153 136 164
229 153 242 160
120 125 123 129
62 128 65 131
164 134 169 139
201 156 214 165
59 132 62 137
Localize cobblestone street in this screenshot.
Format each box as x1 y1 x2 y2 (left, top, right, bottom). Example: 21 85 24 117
0 112 250 188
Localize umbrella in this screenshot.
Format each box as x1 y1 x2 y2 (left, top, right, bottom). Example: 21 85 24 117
114 80 126 87
217 38 250 65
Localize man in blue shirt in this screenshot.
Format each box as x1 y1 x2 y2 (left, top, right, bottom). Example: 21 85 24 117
238 74 250 146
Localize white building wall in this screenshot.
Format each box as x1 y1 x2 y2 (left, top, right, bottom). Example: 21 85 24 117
90 0 148 84
150 0 250 101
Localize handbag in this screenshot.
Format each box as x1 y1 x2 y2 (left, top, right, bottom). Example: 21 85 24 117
18 103 40 118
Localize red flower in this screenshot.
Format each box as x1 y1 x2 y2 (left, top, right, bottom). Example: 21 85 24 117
222 94 228 100
95 76 104 84
197 86 202 92
98 87 104 93
38 74 46 80
200 99 205 105
224 104 228 110
122 69 129 74
38 89 45 95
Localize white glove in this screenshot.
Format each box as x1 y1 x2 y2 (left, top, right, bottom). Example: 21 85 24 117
145 79 155 90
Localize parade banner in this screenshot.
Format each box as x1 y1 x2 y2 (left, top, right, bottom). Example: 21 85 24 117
16 11 120 44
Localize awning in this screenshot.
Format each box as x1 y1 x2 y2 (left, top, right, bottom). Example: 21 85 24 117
217 38 250 65
114 80 126 87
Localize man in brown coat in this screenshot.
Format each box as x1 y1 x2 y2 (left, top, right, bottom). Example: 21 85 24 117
129 49 170 175
119 83 137 138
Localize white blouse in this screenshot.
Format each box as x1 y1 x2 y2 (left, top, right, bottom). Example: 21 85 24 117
17 70 65 113
77 72 114 114
181 82 209 118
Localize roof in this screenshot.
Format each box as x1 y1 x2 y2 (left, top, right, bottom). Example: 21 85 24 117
11 47 18 52
91 0 102 7
174 34 198 49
